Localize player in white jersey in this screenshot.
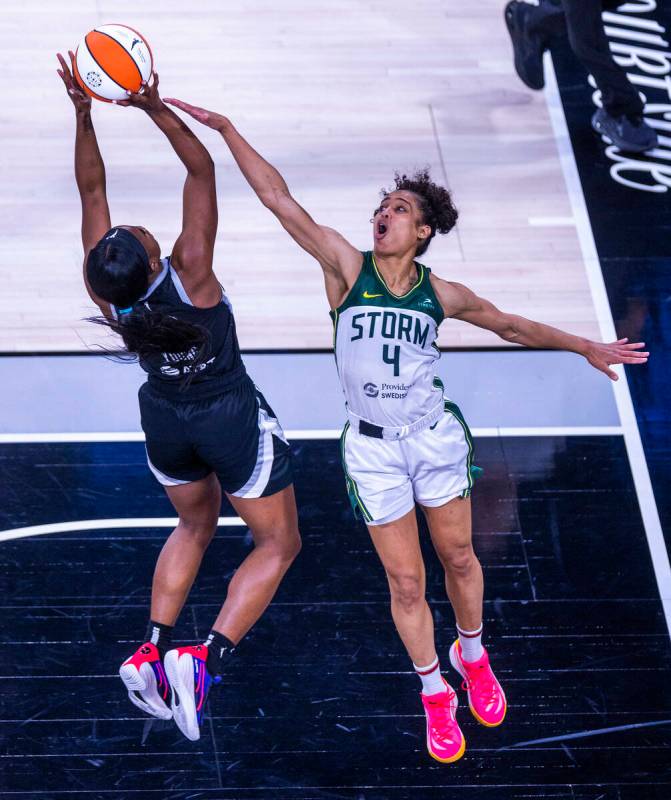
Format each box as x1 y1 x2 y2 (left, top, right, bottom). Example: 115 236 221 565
165 97 649 763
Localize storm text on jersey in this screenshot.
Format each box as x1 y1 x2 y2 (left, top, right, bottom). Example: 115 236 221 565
350 311 430 348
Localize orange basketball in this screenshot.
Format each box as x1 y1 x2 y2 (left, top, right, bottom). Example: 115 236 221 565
74 24 153 103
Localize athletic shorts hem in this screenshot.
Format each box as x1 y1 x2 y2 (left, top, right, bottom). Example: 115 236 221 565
259 470 294 498
415 486 471 509
365 497 417 527
229 444 293 499
146 452 210 487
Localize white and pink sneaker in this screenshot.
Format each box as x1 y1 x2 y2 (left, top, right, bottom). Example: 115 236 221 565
119 642 172 720
449 639 507 727
420 678 466 763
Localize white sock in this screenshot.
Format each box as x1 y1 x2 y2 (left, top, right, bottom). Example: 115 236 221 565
413 656 446 695
457 623 484 663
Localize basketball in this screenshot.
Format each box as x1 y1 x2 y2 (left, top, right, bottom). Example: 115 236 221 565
73 24 153 102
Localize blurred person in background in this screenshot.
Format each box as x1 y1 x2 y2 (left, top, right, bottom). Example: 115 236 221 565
505 0 658 153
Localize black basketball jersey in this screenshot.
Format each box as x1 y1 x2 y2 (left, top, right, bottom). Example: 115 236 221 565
112 257 246 396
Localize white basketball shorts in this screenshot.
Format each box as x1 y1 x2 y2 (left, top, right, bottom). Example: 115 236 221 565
340 400 477 526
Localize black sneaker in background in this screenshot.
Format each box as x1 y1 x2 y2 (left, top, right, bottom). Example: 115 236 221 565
504 0 548 90
591 108 658 153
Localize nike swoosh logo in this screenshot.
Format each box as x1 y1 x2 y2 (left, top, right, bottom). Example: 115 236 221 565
363 291 383 299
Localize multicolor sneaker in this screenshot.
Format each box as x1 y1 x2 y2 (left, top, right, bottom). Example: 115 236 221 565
421 679 466 763
449 640 507 727
164 644 220 741
119 642 172 720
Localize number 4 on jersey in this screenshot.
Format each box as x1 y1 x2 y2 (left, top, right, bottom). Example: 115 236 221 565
383 344 400 377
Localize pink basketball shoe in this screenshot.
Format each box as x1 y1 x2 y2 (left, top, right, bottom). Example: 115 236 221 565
119 642 172 720
449 639 507 727
420 679 466 763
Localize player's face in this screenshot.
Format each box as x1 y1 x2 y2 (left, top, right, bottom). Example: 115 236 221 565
372 191 429 256
121 225 161 262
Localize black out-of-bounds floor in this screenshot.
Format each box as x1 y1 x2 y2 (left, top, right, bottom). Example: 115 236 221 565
1 436 670 800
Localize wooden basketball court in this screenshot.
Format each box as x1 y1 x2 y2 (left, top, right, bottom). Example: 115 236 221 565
0 0 598 351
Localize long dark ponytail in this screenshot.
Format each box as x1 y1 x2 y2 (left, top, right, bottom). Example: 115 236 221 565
86 228 210 376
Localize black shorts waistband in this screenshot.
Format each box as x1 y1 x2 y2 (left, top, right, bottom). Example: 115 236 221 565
145 365 248 401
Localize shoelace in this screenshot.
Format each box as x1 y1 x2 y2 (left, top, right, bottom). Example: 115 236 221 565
461 664 499 706
426 689 459 744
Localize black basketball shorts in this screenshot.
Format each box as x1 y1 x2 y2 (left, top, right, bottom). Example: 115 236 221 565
138 376 293 498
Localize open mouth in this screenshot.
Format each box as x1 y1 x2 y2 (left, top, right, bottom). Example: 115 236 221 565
375 221 388 239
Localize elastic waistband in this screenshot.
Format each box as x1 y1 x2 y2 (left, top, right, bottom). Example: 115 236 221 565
146 365 248 401
347 401 444 441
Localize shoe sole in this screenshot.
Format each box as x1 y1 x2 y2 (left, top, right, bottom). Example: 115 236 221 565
448 641 507 728
119 660 172 720
164 650 201 741
428 738 466 764
504 3 545 91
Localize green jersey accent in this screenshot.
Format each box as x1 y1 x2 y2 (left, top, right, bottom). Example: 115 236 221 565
332 251 444 326
330 251 446 427
444 399 476 497
340 422 373 522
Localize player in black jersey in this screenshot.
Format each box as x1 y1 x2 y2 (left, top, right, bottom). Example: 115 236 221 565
57 53 301 741
165 95 649 762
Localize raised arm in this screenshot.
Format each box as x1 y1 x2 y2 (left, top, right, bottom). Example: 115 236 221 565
434 278 648 380
163 98 363 308
117 76 217 287
57 52 111 311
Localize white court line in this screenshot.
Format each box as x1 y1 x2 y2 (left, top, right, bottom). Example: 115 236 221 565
528 216 576 227
496 426 623 437
0 426 622 444
0 517 245 543
545 55 671 635
0 425 623 543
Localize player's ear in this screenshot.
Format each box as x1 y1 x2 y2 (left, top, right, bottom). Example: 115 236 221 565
417 224 431 240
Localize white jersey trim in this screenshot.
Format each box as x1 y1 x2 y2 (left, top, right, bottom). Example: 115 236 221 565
140 258 169 301
231 402 286 499
169 265 194 306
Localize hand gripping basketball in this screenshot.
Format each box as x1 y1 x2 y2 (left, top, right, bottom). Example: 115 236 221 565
56 51 92 113
115 71 163 112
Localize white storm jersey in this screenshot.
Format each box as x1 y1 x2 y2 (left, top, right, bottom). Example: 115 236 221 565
331 251 446 427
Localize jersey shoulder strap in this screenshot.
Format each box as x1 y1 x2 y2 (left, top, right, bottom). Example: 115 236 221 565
330 251 375 319
413 261 444 325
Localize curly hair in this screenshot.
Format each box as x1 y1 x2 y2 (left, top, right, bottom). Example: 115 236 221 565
382 168 458 257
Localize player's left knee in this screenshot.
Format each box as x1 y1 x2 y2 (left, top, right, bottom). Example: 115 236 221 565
255 522 302 563
442 543 477 578
281 526 302 562
178 517 218 548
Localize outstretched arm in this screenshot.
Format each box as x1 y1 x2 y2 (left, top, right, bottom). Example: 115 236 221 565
163 98 362 308
434 278 648 380
118 76 217 284
57 52 111 311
